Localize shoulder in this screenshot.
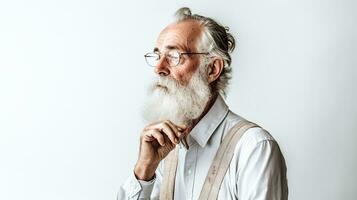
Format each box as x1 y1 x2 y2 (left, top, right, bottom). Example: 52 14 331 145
221 110 288 197
240 126 276 150
223 110 282 162
224 110 276 145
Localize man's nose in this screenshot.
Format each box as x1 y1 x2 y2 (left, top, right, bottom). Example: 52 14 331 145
154 57 170 76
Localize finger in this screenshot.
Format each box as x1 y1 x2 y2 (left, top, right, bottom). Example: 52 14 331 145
160 123 179 144
144 120 187 132
150 130 166 146
176 124 187 131
165 120 183 138
143 129 164 145
164 121 187 131
143 121 161 131
150 121 179 141
166 121 188 138
143 132 156 142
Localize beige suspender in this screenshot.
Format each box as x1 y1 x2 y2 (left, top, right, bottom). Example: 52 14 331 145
160 120 258 200
198 120 258 200
160 147 179 200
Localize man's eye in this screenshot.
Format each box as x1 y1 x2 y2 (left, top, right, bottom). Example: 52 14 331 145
168 55 178 59
168 52 180 59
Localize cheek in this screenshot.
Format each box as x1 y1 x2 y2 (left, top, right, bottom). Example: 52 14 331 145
172 65 198 85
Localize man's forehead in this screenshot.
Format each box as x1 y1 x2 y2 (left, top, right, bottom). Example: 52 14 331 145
155 20 202 52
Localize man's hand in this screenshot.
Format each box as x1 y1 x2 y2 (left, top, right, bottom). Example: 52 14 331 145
134 120 187 181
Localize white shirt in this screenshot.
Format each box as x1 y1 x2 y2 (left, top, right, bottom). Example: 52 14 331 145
117 95 288 200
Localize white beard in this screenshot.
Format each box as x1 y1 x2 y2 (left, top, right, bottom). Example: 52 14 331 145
142 65 212 126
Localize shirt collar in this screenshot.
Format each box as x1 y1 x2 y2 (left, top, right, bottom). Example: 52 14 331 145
187 94 229 148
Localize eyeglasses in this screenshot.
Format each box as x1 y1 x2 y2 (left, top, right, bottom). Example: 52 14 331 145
144 49 209 67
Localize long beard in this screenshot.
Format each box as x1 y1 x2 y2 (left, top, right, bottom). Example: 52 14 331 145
142 66 212 126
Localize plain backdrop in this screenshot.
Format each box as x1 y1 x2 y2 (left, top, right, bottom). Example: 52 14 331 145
1 0 356 200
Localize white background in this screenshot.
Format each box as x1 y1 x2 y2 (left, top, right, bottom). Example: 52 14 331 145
1 0 356 199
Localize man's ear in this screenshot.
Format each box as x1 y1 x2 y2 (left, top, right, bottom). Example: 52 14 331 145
207 58 224 84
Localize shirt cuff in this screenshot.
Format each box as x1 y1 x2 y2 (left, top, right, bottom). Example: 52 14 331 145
122 171 156 199
122 172 142 199
138 176 156 198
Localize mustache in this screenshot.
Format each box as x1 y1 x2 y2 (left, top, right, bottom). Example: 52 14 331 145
152 76 181 93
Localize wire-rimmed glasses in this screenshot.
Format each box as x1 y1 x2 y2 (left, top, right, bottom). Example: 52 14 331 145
144 49 209 67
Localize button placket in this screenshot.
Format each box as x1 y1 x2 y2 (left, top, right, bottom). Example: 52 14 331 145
184 142 198 200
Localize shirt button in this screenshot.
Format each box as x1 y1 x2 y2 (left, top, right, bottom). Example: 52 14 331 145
188 169 192 175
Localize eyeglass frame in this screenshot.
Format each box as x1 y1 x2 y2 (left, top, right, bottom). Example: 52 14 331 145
144 50 210 67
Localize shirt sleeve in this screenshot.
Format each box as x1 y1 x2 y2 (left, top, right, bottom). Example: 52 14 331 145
116 164 163 200
237 140 289 200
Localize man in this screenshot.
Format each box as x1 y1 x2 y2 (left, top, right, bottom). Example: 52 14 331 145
117 7 288 200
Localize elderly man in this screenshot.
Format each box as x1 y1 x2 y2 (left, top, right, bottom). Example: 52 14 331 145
117 7 288 200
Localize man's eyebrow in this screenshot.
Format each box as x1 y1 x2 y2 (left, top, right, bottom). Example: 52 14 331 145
153 45 188 53
166 45 180 50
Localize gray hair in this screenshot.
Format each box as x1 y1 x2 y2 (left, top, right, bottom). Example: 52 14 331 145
174 7 236 97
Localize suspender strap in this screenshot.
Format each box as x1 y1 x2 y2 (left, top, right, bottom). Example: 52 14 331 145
160 120 258 200
198 120 258 200
159 147 179 200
